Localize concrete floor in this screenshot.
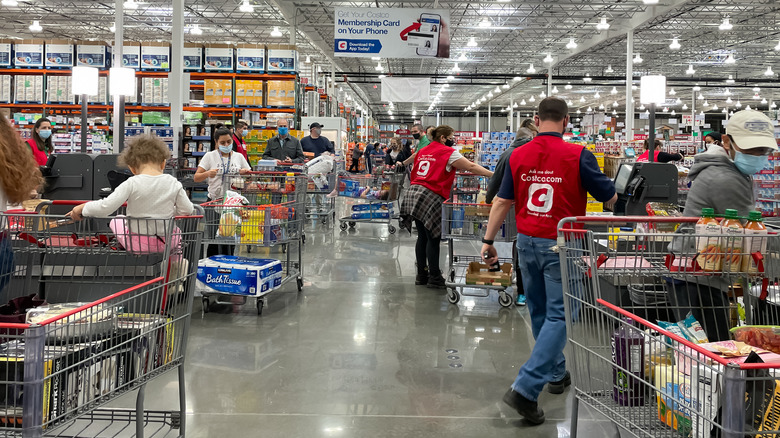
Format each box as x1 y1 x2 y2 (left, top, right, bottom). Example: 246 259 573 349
90 214 623 438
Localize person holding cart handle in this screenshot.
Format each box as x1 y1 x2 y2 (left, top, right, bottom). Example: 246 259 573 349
481 98 616 425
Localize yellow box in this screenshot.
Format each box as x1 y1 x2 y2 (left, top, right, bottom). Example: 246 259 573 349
254 81 264 106
240 210 265 244
204 79 216 105
586 200 603 213
235 80 246 106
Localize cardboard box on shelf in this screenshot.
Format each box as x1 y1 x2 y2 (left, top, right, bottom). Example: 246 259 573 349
13 39 45 68
75 41 109 68
140 42 170 71
220 79 233 105
236 43 265 72
45 39 74 68
0 39 11 68
235 79 246 106
204 44 234 72
204 79 216 105
183 43 202 71
266 44 297 73
254 80 264 107
117 41 141 69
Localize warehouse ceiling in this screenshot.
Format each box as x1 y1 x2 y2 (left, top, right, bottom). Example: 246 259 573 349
2 0 780 120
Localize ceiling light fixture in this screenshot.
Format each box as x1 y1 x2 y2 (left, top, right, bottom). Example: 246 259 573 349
719 17 733 31
452 63 461 72
762 97 768 104
611 87 617 95
447 75 455 81
736 100 742 108
110 24 116 32
478 16 492 28
726 96 733 104
682 104 688 110
754 93 761 100
643 0 659 4
304 55 310 64
725 89 732 96
746 104 752 110
28 20 41 32
583 74 592 82
552 86 559 94
375 61 383 71
596 17 609 31
765 66 775 76
775 40 780 51
772 102 777 109
527 63 536 73
190 23 202 35
698 93 704 100
594 91 601 98
487 92 493 98
543 53 554 63
662 107 669 113
513 76 522 81
669 88 676 95
521 99 526 105
599 103 605 110
712 104 719 110
632 53 643 64
726 75 735 84
579 96 585 102
529 96 536 102
539 91 546 98
513 102 518 108
576 109 581 114
124 0 138 9
686 64 696 75
639 104 646 110
669 37 681 50
605 65 614 73
1 0 18 5
693 84 701 91
467 37 478 47
612 109 617 115
495 86 501 93
612 101 619 107
566 38 577 49
502 82 510 89
565 82 572 90
270 26 282 37
724 53 736 64
587 106 593 112
240 0 253 13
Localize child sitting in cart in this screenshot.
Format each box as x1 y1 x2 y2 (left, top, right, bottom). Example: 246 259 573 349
66 134 194 254
359 187 389 200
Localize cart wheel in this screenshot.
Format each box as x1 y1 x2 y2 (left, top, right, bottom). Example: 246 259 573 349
297 278 303 292
171 411 181 429
339 222 348 231
388 225 396 234
256 299 264 316
447 288 460 304
453 256 459 263
349 221 356 228
202 297 209 313
499 293 513 308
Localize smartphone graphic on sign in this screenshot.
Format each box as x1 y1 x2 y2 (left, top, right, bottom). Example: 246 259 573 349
409 13 440 57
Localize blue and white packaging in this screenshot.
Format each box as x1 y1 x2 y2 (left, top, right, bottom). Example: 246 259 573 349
236 45 265 72
267 46 297 73
183 45 202 71
141 43 170 71
121 43 141 69
44 41 73 68
0 42 10 67
204 45 234 71
196 255 283 297
76 43 108 68
14 42 44 68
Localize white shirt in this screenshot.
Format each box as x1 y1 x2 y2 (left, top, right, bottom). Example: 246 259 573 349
82 174 194 234
198 150 251 199
446 149 464 172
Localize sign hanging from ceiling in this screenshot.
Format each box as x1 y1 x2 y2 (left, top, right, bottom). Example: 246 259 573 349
333 8 451 59
381 77 431 102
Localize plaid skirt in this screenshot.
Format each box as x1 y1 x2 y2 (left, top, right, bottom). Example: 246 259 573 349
400 184 444 238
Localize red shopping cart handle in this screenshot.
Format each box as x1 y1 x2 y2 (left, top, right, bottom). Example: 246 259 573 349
17 232 45 248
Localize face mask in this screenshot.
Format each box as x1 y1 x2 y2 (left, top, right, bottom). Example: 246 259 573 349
278 127 289 136
412 133 421 140
444 139 455 147
39 129 51 139
241 129 248 137
733 151 769 175
219 145 233 154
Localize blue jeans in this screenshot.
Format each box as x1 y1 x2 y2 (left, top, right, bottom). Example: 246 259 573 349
512 234 567 402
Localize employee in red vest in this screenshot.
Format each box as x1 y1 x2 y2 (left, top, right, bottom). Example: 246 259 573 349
400 125 493 288
481 98 617 425
231 121 250 163
636 139 683 163
26 117 53 166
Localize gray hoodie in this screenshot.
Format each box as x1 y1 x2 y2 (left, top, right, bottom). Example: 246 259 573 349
682 144 754 218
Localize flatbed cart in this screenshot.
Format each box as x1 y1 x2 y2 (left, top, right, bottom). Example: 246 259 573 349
441 200 517 308
0 206 203 437
558 215 780 438
199 172 306 315
337 172 403 234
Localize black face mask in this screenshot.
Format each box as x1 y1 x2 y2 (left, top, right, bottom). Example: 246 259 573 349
412 133 421 140
444 139 455 147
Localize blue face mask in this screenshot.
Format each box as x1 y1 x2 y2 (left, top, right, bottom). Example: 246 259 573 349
278 127 289 136
39 129 52 139
219 145 233 154
733 151 769 175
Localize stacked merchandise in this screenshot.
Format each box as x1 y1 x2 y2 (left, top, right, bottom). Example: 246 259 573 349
0 75 9 103
235 80 264 107
754 151 780 216
87 77 108 104
149 127 174 153
45 76 74 104
266 80 295 107
477 131 516 171
196 255 283 297
586 145 606 213
203 79 233 106
14 75 44 103
141 78 169 106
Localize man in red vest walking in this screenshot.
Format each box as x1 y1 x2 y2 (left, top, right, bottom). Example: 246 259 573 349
481 97 616 425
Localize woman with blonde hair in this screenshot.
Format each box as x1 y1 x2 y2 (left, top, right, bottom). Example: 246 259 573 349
0 113 43 211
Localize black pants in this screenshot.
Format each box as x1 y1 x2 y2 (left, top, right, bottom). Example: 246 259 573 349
349 158 360 172
414 219 441 277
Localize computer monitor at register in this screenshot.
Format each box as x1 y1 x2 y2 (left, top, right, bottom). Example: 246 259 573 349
614 163 634 195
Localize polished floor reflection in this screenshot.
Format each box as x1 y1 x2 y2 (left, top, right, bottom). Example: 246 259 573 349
99 216 621 437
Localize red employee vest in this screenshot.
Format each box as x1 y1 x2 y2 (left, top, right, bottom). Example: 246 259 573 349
636 150 660 163
509 135 587 240
26 138 47 166
411 141 457 199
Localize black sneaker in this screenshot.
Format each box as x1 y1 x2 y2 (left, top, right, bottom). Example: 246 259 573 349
502 388 545 425
426 275 447 289
415 271 429 285
547 371 571 394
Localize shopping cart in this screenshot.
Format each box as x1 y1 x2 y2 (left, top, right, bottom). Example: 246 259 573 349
304 163 336 226
558 215 780 438
337 172 403 234
199 172 306 314
0 205 203 437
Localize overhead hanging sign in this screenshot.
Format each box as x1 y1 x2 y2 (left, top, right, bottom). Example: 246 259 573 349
381 77 430 102
334 8 450 59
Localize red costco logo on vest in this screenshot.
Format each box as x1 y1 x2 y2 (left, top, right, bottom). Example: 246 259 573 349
527 183 554 213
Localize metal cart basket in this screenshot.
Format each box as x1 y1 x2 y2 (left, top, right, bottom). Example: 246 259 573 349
558 215 780 438
336 172 404 234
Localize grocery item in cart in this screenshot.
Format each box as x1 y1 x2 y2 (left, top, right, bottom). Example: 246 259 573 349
465 262 512 286
742 211 768 274
26 303 116 342
196 255 283 296
695 208 722 271
645 202 682 232
720 209 744 273
654 364 692 435
658 313 709 345
732 325 780 354
611 318 645 406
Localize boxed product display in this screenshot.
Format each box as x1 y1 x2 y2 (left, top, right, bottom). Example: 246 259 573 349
13 40 44 68
654 364 692 435
140 42 170 71
203 79 232 106
267 45 297 73
204 44 234 71
266 80 295 107
75 41 109 68
120 42 141 69
183 43 203 71
0 75 11 103
0 40 11 67
196 255 283 297
236 43 265 72
14 75 44 103
44 40 74 68
46 75 74 104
